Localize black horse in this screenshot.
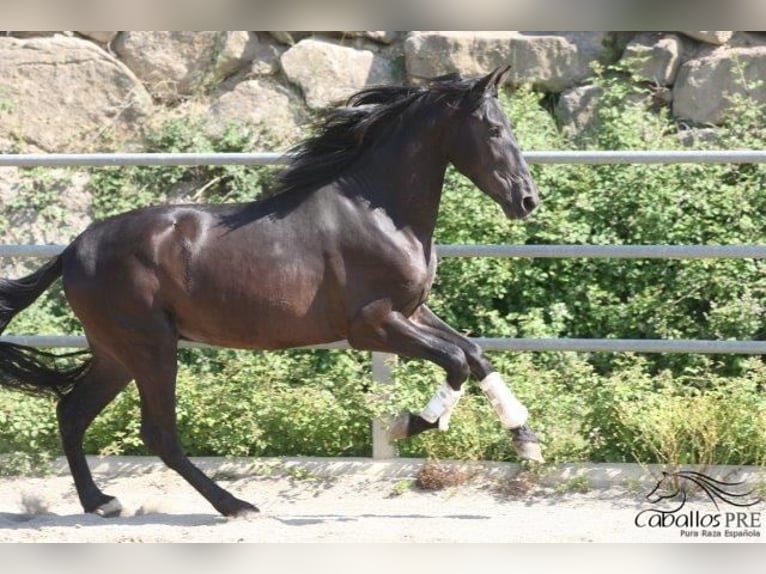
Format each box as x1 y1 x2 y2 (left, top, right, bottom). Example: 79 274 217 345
0 66 541 517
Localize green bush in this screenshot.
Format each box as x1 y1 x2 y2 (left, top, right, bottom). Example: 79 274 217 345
78 349 375 457
88 119 280 221
584 356 766 466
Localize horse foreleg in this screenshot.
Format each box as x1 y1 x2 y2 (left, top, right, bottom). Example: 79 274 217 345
410 305 544 463
348 301 471 440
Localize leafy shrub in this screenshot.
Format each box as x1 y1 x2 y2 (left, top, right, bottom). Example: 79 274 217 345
80 349 374 457
88 119 281 221
584 356 766 466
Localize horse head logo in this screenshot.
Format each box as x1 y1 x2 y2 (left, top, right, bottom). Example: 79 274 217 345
647 470 761 512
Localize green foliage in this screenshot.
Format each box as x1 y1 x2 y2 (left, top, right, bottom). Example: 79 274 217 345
0 392 59 453
554 474 590 494
1 70 765 468
0 451 54 477
88 118 280 221
584 356 766 466
82 349 375 458
389 478 415 497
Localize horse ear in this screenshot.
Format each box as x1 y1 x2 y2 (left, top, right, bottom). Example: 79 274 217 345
492 65 512 90
471 65 511 99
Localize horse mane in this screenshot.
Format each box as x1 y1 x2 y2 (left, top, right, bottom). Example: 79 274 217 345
273 73 484 196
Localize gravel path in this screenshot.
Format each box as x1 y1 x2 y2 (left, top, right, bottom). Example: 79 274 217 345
0 457 763 542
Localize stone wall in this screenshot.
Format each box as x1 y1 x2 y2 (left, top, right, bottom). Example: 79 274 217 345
1 30 764 154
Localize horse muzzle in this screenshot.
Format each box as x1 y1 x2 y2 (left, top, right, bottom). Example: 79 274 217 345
503 186 540 220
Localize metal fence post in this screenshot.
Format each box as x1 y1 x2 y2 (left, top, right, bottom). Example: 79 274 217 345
371 352 397 459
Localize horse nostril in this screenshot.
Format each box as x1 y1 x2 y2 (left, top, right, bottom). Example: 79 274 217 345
522 194 539 214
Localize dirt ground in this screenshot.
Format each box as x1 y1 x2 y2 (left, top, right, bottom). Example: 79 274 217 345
0 457 763 543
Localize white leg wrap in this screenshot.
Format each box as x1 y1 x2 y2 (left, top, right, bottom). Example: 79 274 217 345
479 372 528 429
420 382 463 431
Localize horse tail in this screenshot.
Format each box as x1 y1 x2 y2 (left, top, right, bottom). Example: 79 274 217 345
0 254 92 399
1 254 63 333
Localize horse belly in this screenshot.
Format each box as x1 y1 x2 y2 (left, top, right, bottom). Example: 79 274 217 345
170 260 345 350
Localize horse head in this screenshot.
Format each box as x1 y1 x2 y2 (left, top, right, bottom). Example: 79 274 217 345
445 66 540 220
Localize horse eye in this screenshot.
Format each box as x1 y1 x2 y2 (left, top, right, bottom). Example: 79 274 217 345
489 125 502 138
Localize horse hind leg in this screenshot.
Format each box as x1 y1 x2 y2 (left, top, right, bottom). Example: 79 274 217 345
115 329 258 517
56 348 132 516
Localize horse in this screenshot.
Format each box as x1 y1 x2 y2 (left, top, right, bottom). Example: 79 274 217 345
0 66 541 517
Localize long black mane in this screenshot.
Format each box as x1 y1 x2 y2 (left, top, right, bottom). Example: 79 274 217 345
274 73 486 196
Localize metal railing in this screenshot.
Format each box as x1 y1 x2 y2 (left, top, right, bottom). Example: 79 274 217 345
5 243 766 261
2 150 766 167
2 150 766 458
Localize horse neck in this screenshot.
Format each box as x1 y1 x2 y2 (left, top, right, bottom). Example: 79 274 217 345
344 112 450 245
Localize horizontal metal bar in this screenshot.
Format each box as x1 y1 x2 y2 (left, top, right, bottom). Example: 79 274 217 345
473 338 766 354
0 152 287 168
0 245 65 258
0 335 89 348
0 335 350 351
2 335 765 355
523 150 766 164
2 150 766 168
436 244 766 259
5 244 766 260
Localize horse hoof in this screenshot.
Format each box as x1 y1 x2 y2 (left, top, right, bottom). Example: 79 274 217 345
510 425 545 463
93 498 123 518
227 503 260 519
513 440 545 463
387 412 410 441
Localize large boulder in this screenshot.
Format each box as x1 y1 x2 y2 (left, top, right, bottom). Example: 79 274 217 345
680 31 734 45
672 46 766 124
0 36 152 152
555 85 604 140
622 33 683 86
280 38 399 109
404 31 516 80
114 31 259 103
77 31 119 44
0 166 93 262
206 79 309 147
404 31 615 91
